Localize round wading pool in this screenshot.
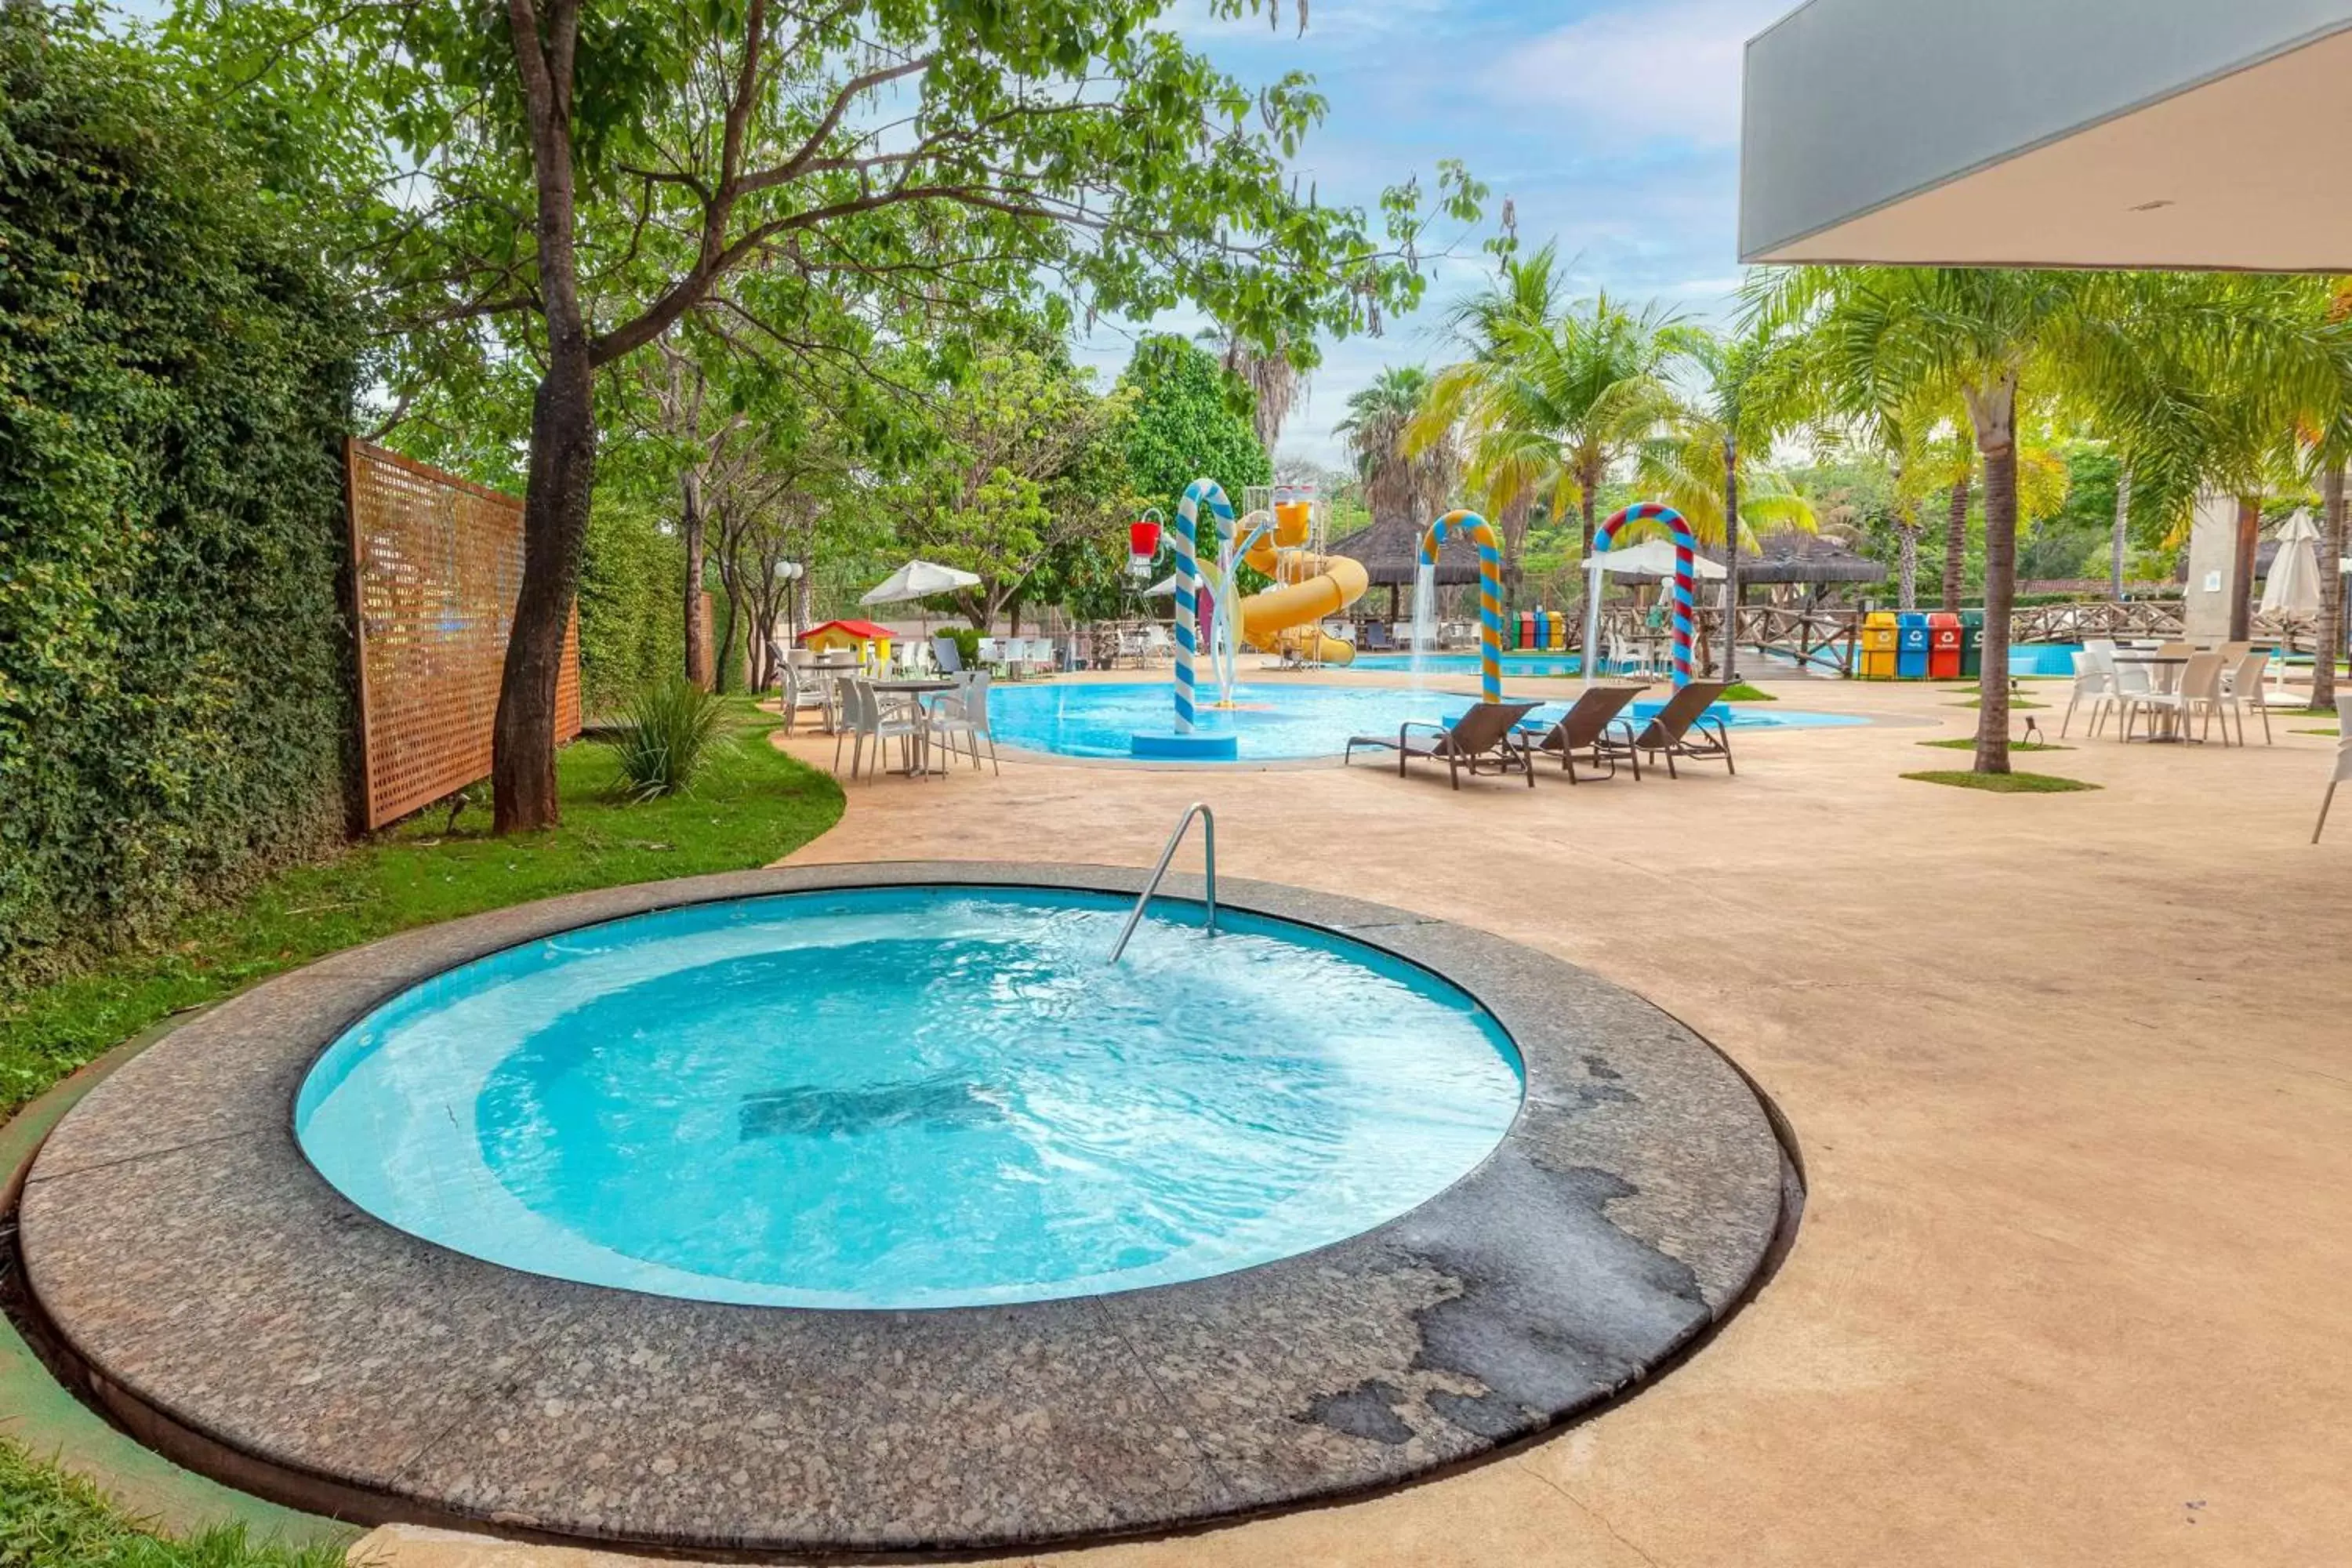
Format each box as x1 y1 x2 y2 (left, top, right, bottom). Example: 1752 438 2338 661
20 866 1794 1555
294 886 1525 1308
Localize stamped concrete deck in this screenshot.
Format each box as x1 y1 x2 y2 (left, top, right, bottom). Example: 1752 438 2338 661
350 669 2347 1565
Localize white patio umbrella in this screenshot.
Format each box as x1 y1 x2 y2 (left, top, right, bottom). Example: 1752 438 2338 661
1578 541 1726 687
1139 570 1183 596
860 558 982 639
1580 539 1728 581
2260 513 2324 618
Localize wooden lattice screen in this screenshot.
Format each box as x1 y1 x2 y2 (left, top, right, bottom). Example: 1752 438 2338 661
345 440 581 829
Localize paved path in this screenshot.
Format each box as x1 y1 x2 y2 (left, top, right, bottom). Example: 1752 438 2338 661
357 672 2351 1568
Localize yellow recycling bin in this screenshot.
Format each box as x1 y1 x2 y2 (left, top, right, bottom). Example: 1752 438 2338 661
1860 611 1900 680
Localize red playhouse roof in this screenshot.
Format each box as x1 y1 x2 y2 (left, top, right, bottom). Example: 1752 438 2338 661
797 619 895 642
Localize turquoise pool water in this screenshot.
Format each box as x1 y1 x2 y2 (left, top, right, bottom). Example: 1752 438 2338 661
296 887 1524 1309
1356 645 2088 679
989 681 1865 762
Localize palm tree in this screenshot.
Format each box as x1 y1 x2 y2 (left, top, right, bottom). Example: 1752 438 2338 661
1759 267 2349 773
1410 245 1703 607
1206 325 1317 457
1634 322 1818 679
1336 366 1452 529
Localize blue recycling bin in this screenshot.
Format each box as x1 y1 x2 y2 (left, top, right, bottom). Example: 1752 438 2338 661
1896 612 1931 679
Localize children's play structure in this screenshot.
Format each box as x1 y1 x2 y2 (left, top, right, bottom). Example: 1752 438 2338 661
1131 477 1370 759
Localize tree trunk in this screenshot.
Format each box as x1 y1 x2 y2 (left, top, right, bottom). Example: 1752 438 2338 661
492 349 595 833
2228 495 2260 642
1965 378 2018 774
1896 515 1919 611
1500 493 1530 614
1576 466 1601 627
681 469 711 688
2318 464 2345 710
1719 435 1741 683
1943 466 1973 612
490 0 590 834
1579 464 1601 564
2109 463 2132 600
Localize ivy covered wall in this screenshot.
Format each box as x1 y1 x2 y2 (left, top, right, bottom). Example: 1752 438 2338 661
0 9 361 974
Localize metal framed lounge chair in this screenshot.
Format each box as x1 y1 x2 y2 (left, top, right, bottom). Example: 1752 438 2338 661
930 635 964 675
1359 622 1399 653
1344 700 1541 789
1597 680 1735 779
1532 684 1649 782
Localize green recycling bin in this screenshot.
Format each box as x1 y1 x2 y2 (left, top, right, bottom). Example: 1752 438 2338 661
1959 609 1986 678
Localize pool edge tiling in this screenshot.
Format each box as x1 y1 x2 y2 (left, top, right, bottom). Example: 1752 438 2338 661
17 863 1795 1557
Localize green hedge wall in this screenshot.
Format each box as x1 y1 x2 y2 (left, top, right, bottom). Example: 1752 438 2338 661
0 9 361 975
578 496 688 713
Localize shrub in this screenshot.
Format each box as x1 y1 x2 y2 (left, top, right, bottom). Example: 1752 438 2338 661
944 626 983 667
608 678 731 800
0 9 360 978
579 495 686 713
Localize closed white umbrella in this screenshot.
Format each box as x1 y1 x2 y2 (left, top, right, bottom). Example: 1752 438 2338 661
1140 571 1184 596
861 558 982 641
2260 513 2323 618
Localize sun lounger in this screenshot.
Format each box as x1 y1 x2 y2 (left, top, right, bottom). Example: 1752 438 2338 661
1597 680 1735 778
1359 622 1398 653
1532 684 1649 782
1344 701 1541 789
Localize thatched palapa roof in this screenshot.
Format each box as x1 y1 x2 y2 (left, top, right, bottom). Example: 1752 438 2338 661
1328 512 1488 587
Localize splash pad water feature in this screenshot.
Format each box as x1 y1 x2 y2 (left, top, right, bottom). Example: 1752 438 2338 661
1584 502 1704 689
1421 509 1507 703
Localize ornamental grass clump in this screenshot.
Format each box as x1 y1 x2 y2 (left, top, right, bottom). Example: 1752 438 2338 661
611 679 731 800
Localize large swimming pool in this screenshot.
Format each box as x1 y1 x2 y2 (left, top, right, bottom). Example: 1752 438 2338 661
1356 645 2087 680
987 680 1866 762
296 887 1525 1309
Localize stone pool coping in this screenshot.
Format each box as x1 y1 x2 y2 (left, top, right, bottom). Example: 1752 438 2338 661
19 862 1795 1557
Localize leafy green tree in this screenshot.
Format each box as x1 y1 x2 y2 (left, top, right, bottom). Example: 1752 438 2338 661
1120 333 1272 517
902 346 1138 627
203 0 1481 829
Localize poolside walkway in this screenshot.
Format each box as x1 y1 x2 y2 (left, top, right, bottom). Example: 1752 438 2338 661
357 671 2350 1568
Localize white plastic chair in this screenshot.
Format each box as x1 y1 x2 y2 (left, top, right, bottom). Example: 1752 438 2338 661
832 678 927 782
2124 651 2225 742
2314 697 2352 842
926 670 1000 775
779 651 834 735
2059 652 2118 739
2218 649 2274 746
2104 656 2154 739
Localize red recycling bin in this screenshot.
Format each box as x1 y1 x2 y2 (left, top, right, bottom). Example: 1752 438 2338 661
1516 611 1535 651
1928 612 1963 680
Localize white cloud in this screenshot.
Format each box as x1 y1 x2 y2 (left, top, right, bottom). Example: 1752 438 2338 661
1494 0 1790 150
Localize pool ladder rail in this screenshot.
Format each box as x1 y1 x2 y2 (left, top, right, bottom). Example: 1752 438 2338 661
1107 802 1216 964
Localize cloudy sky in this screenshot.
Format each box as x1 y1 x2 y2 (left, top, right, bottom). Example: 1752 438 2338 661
1076 0 1794 466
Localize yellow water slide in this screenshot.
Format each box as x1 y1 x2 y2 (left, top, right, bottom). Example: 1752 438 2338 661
1238 509 1368 664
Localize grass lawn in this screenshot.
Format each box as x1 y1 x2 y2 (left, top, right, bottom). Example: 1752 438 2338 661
1721 681 1777 702
0 1441 345 1568
1902 769 2100 793
1918 738 2073 753
1948 696 2050 710
0 700 841 1112
2292 727 2342 736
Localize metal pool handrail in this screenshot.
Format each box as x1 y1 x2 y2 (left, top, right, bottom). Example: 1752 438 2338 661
1108 803 1216 963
